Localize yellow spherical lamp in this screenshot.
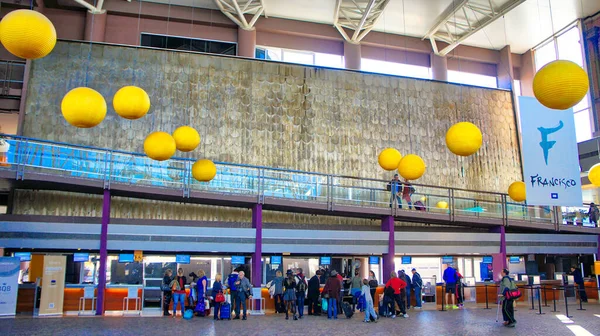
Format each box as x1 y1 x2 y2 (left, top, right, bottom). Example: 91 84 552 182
397 154 426 180
533 60 589 110
144 132 176 161
588 164 600 187
0 9 57 59
378 148 402 171
172 126 201 152
61 87 107 128
113 86 151 120
445 122 482 156
192 159 217 182
508 181 526 202
436 201 448 209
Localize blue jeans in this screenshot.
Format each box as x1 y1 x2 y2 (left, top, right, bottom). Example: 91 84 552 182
296 293 305 316
364 300 377 322
328 298 338 319
414 286 422 307
173 293 186 316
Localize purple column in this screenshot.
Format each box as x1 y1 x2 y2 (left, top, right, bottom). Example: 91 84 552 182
490 225 507 281
381 215 395 283
96 189 110 315
251 204 262 287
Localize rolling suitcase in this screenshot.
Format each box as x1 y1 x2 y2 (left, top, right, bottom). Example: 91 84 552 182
220 302 231 320
342 302 353 318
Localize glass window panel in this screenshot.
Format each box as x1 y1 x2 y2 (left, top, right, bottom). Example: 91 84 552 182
574 110 592 143
110 259 143 285
362 58 431 79
283 50 314 65
315 53 344 68
513 80 521 96
265 47 282 61
447 70 498 88
535 41 557 71
557 27 583 66
572 93 590 113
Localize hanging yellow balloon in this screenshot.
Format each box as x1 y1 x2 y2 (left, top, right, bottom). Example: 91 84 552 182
192 159 217 182
61 87 107 128
533 60 589 110
378 148 402 171
508 181 526 202
445 122 482 156
436 201 448 209
398 154 426 180
113 86 151 120
173 126 201 152
588 164 600 187
0 9 57 59
144 132 176 161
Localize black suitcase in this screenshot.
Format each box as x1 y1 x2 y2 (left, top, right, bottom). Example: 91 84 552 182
342 302 353 318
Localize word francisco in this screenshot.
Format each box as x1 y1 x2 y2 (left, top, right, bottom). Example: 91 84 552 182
529 174 577 189
537 120 563 166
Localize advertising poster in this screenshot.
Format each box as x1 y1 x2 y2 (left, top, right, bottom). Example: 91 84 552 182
0 257 21 316
39 255 66 316
518 97 582 206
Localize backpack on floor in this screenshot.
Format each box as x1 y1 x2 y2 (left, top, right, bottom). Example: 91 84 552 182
194 299 206 317
342 302 353 319
183 309 194 320
220 302 231 320
414 200 426 211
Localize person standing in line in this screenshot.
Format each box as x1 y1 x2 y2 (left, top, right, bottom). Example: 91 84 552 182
196 270 209 315
588 203 599 227
368 271 378 304
227 267 240 318
399 270 412 310
171 268 187 318
307 270 321 316
283 270 298 320
455 268 464 308
411 268 423 309
162 269 173 316
212 273 224 320
323 270 341 319
270 270 284 314
385 272 408 318
350 269 362 310
388 174 402 208
570 266 588 302
295 268 308 319
499 269 517 328
361 279 377 323
443 263 458 310
233 270 252 320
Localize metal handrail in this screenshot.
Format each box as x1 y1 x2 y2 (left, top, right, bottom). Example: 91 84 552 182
0 134 568 226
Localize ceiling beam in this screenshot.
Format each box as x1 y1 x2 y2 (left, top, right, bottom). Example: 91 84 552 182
333 0 390 44
213 0 266 30
424 0 526 56
72 0 105 14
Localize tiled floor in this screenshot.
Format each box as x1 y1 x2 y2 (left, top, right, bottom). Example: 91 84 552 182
3 303 600 336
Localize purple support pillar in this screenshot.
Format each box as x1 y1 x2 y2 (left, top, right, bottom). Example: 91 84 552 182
490 226 507 281
251 204 263 287
96 189 110 315
381 215 395 283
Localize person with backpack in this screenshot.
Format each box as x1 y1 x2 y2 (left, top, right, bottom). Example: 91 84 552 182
295 268 308 319
384 271 408 318
411 268 423 309
162 269 173 316
588 203 599 227
171 268 187 318
499 269 517 327
227 268 240 318
211 273 224 320
401 178 415 210
283 270 298 320
269 270 284 314
368 271 378 304
443 263 458 310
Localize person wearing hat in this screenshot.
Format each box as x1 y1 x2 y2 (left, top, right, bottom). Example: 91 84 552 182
283 269 298 320
411 268 423 309
323 270 342 319
588 202 599 227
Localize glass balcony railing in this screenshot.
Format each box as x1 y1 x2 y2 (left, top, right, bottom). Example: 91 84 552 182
0 134 584 227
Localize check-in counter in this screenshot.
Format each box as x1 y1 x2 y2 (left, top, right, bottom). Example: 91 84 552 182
105 284 143 312
16 283 37 313
64 284 97 312
584 279 599 300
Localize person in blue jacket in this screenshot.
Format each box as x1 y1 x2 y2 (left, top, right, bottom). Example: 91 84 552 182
228 267 240 316
443 264 458 309
399 270 412 310
570 266 587 302
212 273 224 320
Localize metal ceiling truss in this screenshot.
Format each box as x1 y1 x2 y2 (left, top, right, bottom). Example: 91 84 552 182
424 0 526 56
214 0 266 30
73 0 105 14
333 0 390 44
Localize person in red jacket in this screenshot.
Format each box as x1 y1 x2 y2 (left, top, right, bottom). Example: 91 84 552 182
385 271 408 318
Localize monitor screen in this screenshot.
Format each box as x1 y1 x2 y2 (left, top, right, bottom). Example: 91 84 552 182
231 256 245 265
118 254 134 263
401 256 412 264
369 256 380 265
482 256 493 264
509 256 520 264
442 256 453 264
320 257 331 265
270 256 282 265
14 252 31 262
176 255 191 264
73 253 89 262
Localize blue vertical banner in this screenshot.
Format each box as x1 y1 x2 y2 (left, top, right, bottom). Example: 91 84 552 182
0 257 21 316
518 96 582 206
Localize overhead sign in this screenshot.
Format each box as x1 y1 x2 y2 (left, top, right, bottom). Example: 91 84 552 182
231 256 245 265
320 257 331 265
0 257 21 316
134 250 143 263
73 253 89 262
119 254 134 263
401 256 412 265
482 256 493 264
14 252 31 262
509 256 521 264
369 256 380 265
518 97 582 206
442 256 453 264
176 255 191 264
270 256 282 265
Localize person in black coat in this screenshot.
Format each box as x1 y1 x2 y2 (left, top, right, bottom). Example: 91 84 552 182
307 270 321 316
570 266 587 302
162 269 173 316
